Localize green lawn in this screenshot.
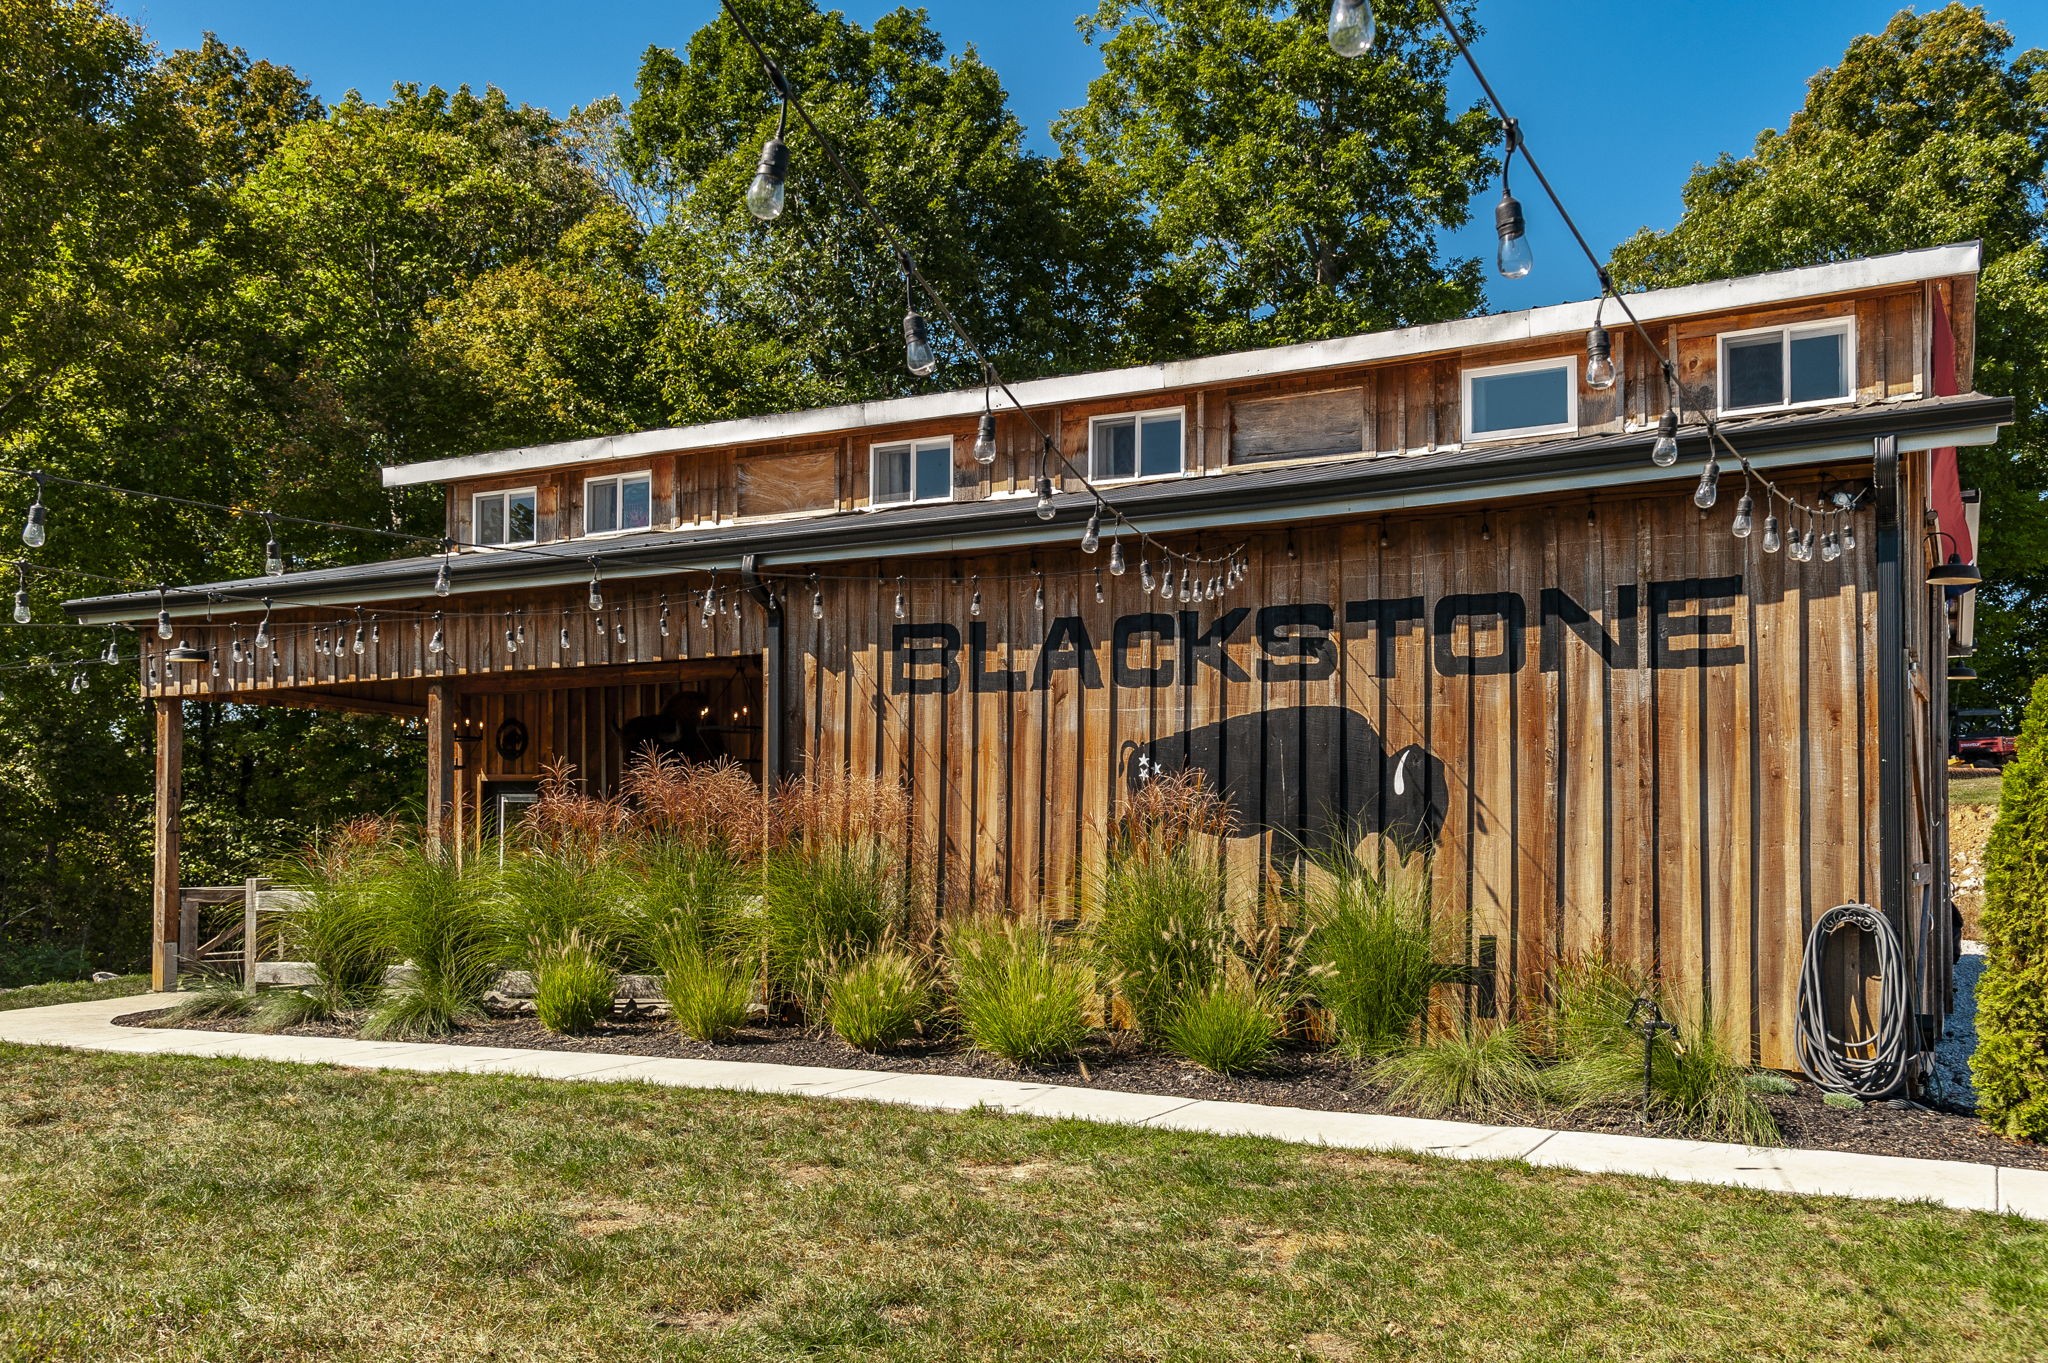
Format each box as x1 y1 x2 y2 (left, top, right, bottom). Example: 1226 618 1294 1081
0 1047 2042 1361
1950 769 2006 809
0 973 148 1012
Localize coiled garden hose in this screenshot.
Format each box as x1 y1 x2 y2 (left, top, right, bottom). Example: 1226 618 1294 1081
1794 902 1911 1099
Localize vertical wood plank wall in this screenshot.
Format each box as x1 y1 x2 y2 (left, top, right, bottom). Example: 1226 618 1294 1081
785 481 1883 1069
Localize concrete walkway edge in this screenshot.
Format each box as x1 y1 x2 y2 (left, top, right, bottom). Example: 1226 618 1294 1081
5 993 2043 1222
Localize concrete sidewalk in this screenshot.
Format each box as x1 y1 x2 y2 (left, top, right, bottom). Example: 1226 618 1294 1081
5 992 2044 1222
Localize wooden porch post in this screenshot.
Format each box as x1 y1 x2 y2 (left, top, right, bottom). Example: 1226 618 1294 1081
152 698 183 992
426 681 455 850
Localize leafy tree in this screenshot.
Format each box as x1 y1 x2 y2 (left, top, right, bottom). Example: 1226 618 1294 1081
1056 0 1496 354
1608 4 2048 720
623 0 1158 418
1974 674 2048 1140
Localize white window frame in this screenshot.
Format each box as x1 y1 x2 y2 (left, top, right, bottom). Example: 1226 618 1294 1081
470 486 539 547
1716 316 1857 416
1088 407 1186 484
582 470 654 537
1459 356 1580 444
868 436 955 509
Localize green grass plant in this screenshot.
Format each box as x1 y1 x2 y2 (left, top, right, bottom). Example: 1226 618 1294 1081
761 838 900 1007
1662 1005 1781 1145
1089 846 1228 1034
531 930 617 1035
1375 1021 1544 1118
659 943 753 1043
946 916 1093 1067
1294 850 1440 1054
501 846 633 964
1158 968 1282 1075
615 839 753 973
824 950 929 1052
362 844 509 1040
281 842 397 1019
147 977 259 1027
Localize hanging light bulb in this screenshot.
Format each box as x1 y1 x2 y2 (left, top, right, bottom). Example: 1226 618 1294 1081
1094 570 1105 605
1694 457 1720 510
1160 565 1174 599
615 615 627 645
69 668 83 694
155 588 172 639
1651 411 1680 467
1731 493 1755 539
1033 579 1045 614
104 633 121 665
746 134 789 222
1207 574 1222 601
1585 324 1615 390
970 575 983 617
21 474 45 548
1820 530 1842 563
428 613 445 655
264 516 284 578
1326 0 1375 57
1762 513 1783 554
701 586 716 621
659 595 672 637
1788 523 1813 563
352 625 366 656
559 618 571 651
1140 558 1155 595
894 579 907 621
587 561 603 612
503 618 516 653
1841 519 1857 553
12 585 28 627
434 541 453 597
974 410 998 465
1108 539 1126 576
1081 509 1102 554
253 601 271 651
1034 475 1056 521
1493 123 1533 281
1177 570 1194 604
903 308 937 378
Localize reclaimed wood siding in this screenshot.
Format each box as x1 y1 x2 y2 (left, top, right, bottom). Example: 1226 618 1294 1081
784 482 1881 1068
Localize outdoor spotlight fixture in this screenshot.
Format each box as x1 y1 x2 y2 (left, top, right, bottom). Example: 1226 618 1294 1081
164 642 210 668
1926 532 1981 590
1948 660 1978 683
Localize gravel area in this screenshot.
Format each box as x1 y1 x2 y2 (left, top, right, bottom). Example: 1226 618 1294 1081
121 1001 2048 1171
1928 940 1986 1112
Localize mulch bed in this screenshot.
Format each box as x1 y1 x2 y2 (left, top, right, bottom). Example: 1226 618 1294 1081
117 1004 2048 1172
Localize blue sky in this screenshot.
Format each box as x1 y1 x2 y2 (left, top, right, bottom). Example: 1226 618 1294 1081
117 1 2048 310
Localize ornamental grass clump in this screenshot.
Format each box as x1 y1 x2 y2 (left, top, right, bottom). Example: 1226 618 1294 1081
1375 1022 1544 1118
1537 954 1660 1108
826 950 930 1051
257 816 401 1028
1974 675 2048 1143
149 975 260 1027
530 930 616 1035
947 916 1093 1067
362 843 509 1040
1160 966 1284 1075
660 943 754 1043
1660 1004 1780 1146
761 838 902 1008
616 838 753 974
624 754 767 863
1295 850 1441 1054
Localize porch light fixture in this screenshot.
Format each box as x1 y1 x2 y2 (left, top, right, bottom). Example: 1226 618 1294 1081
21 473 45 548
1584 324 1615 391
1326 0 1374 57
1926 533 1980 590
164 641 209 668
1948 657 1977 683
1494 122 1532 280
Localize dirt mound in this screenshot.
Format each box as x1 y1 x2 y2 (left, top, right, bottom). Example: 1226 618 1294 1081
1951 800 1997 937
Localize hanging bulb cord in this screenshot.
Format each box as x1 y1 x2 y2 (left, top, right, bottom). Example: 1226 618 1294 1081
1794 902 1912 1099
1418 0 1848 533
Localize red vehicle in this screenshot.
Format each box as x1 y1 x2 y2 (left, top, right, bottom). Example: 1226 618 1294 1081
1957 732 2017 767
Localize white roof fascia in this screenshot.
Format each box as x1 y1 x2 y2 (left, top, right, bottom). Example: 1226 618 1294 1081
382 242 1983 490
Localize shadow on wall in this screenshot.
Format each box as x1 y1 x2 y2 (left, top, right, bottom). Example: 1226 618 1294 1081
1121 705 1447 857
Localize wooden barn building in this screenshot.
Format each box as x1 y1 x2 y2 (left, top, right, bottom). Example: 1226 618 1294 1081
70 243 2006 1074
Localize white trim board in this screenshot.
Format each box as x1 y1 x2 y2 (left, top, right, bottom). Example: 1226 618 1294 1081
381 244 1983 489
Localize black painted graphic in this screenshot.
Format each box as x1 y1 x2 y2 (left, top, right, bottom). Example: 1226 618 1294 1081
616 691 724 764
1122 706 1447 856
